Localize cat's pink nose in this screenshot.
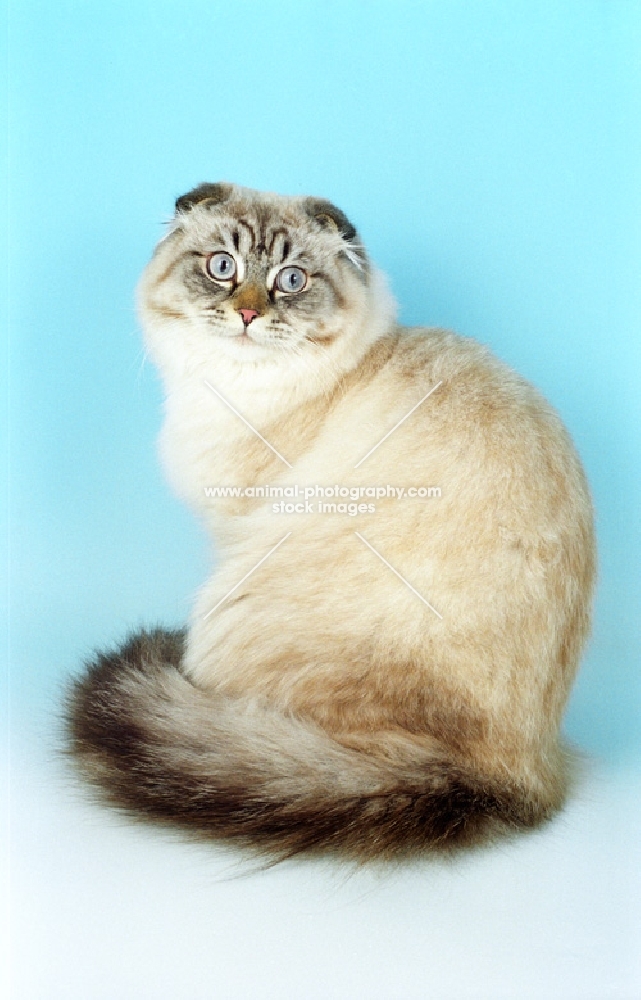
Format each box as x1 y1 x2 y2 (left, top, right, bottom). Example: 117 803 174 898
238 308 259 326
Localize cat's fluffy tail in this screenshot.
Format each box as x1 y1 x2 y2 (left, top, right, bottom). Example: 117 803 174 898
67 628 550 859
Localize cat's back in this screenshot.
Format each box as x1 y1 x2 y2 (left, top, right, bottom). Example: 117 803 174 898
384 324 557 430
342 324 593 539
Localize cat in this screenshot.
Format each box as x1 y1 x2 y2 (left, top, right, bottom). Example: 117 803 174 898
67 182 596 859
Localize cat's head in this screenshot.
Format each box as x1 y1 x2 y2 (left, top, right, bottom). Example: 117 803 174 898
139 183 394 377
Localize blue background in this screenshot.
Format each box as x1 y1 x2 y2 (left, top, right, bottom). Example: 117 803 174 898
6 0 641 765
4 6 641 1000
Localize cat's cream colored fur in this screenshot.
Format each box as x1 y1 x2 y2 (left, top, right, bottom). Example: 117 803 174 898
69 183 596 857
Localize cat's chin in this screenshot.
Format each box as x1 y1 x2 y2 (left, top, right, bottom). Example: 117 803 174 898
214 322 318 353
212 331 284 361
223 332 260 347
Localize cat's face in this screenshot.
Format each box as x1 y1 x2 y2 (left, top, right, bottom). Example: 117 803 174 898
140 183 374 364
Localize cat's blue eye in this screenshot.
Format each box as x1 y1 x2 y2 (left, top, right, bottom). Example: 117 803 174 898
206 252 237 281
275 266 307 294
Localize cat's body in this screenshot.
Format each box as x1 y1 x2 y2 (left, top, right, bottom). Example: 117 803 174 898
68 184 596 858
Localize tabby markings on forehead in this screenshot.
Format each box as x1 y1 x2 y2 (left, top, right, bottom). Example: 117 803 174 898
232 218 295 263
237 219 256 252
267 228 291 262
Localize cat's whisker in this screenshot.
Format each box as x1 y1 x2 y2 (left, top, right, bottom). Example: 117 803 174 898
132 345 150 382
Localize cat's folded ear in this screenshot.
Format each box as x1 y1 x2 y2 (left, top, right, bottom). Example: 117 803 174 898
303 198 367 270
175 182 234 214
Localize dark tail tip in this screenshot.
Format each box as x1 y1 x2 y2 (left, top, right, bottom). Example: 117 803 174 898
66 626 186 749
